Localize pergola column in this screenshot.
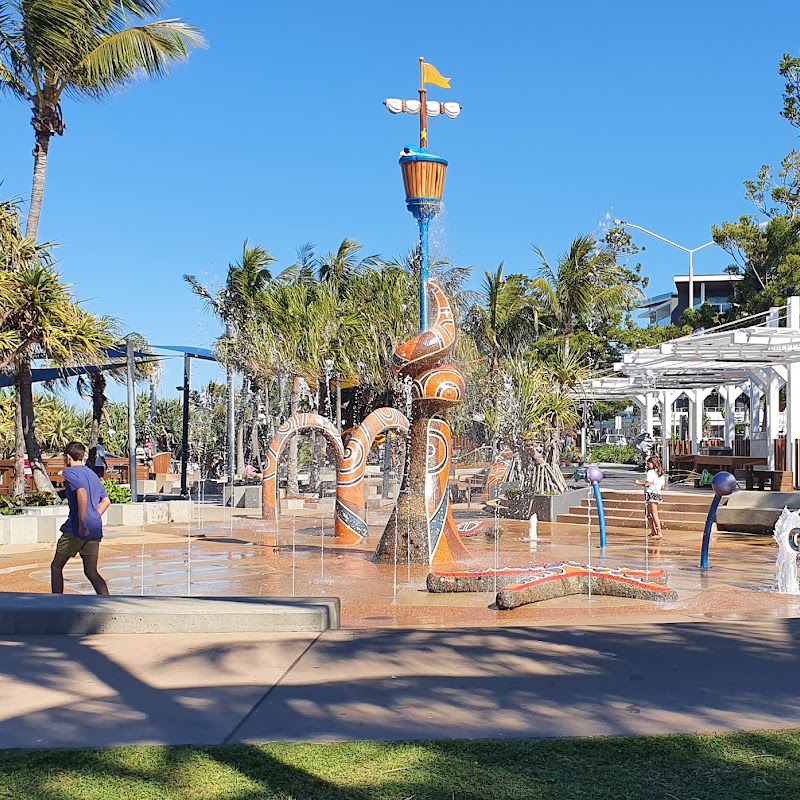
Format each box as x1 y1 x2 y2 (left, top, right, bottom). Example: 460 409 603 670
750 382 763 434
765 308 781 468
785 297 800 481
635 392 656 436
768 374 781 469
721 385 739 448
660 389 681 472
689 388 712 452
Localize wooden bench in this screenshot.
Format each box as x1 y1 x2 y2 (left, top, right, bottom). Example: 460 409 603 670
148 452 172 479
746 468 794 492
104 458 148 484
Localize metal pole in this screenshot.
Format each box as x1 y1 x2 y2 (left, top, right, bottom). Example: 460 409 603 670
149 379 158 450
419 57 428 149
126 337 138 503
180 354 191 496
688 250 694 312
225 323 236 486
700 495 721 569
336 375 342 432
419 214 430 331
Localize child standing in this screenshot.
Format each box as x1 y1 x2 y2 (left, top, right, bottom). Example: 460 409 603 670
635 456 666 539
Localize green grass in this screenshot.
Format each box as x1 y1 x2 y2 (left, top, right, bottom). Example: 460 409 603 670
1 732 800 799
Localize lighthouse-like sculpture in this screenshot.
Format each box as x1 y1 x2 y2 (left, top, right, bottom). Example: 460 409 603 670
374 59 469 565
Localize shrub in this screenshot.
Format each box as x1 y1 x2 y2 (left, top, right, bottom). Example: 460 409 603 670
588 444 636 464
102 480 132 504
0 492 62 515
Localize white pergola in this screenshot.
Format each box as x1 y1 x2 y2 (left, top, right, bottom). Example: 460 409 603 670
581 296 800 475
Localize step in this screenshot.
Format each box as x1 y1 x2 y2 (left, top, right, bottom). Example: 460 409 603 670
0 594 340 635
557 513 702 531
567 506 709 523
581 495 711 512
596 492 711 507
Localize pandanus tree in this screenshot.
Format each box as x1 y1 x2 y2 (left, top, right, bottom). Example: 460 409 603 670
501 361 583 496
0 0 204 238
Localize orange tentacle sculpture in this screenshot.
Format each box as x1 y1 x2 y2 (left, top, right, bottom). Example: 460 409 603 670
261 413 344 521
374 283 470 565
335 408 410 543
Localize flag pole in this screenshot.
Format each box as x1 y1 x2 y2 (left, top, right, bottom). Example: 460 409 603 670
419 56 427 149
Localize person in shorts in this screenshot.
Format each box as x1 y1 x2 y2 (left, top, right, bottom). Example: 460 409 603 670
51 441 111 595
634 456 666 539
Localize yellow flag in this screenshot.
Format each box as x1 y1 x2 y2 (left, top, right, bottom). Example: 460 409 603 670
422 61 451 89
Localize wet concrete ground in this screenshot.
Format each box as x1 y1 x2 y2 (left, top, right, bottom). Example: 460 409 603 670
4 494 800 749
1 497 797 630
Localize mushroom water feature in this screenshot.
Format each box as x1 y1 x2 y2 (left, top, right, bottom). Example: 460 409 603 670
699 470 738 570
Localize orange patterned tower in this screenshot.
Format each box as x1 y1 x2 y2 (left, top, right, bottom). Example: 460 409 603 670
374 284 470 565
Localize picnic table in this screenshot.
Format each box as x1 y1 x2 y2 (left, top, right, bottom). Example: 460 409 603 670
670 454 768 482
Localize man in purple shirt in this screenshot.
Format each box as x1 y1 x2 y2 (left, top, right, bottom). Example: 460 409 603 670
51 441 111 595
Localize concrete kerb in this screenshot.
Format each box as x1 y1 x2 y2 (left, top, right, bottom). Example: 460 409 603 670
1 501 193 545
0 593 340 635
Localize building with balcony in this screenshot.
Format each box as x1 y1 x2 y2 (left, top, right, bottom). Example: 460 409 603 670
639 273 742 327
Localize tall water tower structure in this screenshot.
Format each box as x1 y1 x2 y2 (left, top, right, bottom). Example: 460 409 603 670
374 59 468 565
383 57 461 329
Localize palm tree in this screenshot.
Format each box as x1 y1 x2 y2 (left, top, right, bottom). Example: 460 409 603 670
382 248 477 321
1 198 117 492
466 263 538 379
317 238 380 295
185 242 275 477
0 1 204 238
531 234 643 358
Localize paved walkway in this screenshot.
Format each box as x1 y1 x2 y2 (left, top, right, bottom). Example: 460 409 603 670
2 619 800 749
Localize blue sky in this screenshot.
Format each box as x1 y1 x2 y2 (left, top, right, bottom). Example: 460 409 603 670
2 0 799 399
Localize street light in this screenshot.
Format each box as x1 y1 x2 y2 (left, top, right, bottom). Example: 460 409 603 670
614 220 715 313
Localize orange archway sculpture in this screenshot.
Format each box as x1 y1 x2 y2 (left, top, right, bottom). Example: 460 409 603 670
334 408 410 543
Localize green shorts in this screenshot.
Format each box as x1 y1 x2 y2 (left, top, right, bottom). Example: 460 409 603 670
55 531 100 559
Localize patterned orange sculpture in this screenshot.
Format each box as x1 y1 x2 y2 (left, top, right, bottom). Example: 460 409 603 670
334 407 410 543
374 283 470 565
428 561 677 606
261 413 345 521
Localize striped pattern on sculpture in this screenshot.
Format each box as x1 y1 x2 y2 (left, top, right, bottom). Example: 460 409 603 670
486 449 513 500
455 520 487 537
261 413 345 521
392 283 457 377
335 407 409 543
428 562 668 594
425 418 471 563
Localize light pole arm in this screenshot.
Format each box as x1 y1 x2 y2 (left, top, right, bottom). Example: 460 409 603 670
616 221 691 253
690 240 715 255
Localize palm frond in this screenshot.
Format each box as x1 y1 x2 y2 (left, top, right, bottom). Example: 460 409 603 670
70 20 205 96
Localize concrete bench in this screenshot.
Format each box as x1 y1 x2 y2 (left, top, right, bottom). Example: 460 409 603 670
0 594 340 635
716 490 800 534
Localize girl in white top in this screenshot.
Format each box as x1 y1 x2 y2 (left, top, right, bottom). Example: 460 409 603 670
634 456 665 539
